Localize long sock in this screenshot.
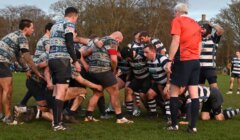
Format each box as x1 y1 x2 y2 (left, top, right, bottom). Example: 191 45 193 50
97 96 106 116
134 92 140 104
186 103 191 122
147 99 157 116
125 101 134 115
170 97 179 126
223 108 240 119
20 91 32 106
52 97 57 125
190 98 199 128
164 100 171 116
54 99 64 126
86 111 93 117
116 113 123 119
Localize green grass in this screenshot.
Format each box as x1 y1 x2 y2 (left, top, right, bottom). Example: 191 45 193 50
1 73 240 140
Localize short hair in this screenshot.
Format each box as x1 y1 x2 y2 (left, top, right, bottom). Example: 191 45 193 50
201 23 212 35
144 43 156 52
19 19 33 30
139 31 149 38
64 7 78 17
174 3 188 14
45 22 53 32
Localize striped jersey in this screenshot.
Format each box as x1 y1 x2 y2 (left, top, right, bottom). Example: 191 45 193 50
88 36 118 73
0 30 29 63
129 51 149 79
231 57 240 75
200 33 221 68
130 41 144 54
49 19 75 60
147 54 168 84
150 38 166 54
33 35 49 64
185 86 210 103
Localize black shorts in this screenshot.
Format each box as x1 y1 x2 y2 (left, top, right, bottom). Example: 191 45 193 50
69 78 85 88
119 74 128 83
48 59 71 84
26 78 46 101
201 88 223 115
171 60 200 86
150 83 165 95
0 62 12 78
231 73 240 78
128 77 151 94
88 71 117 88
199 68 217 85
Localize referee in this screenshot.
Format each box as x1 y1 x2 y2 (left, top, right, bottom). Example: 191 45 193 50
165 3 202 133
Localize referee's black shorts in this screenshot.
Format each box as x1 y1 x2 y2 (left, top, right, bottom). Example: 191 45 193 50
171 60 200 86
199 68 217 85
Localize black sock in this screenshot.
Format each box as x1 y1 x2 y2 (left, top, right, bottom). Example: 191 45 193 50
134 92 140 104
190 98 199 128
164 100 171 116
97 96 106 116
147 99 157 116
186 103 191 122
20 91 32 106
170 97 179 126
54 99 64 126
116 113 123 119
125 101 134 115
86 111 93 117
223 108 240 119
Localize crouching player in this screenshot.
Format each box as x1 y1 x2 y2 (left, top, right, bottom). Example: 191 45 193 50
180 86 240 125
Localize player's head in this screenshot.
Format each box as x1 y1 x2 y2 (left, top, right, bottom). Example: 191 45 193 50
44 22 53 33
19 19 34 36
201 23 212 37
64 7 78 24
144 43 156 61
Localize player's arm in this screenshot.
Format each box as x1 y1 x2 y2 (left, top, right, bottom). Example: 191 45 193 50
74 36 90 45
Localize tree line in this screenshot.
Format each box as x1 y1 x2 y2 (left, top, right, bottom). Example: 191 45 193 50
0 0 239 67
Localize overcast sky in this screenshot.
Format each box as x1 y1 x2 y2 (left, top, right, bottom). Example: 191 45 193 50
0 0 232 20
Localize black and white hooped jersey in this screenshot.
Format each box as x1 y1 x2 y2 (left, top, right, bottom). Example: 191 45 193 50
129 51 149 79
130 41 144 54
231 57 240 75
185 86 211 104
147 54 168 85
150 38 166 54
200 33 221 68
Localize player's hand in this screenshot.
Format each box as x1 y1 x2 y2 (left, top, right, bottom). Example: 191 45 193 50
35 71 44 80
163 84 170 95
95 85 103 91
165 62 172 73
74 61 81 72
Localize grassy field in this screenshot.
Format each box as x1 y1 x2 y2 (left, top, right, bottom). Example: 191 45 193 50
1 73 240 140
